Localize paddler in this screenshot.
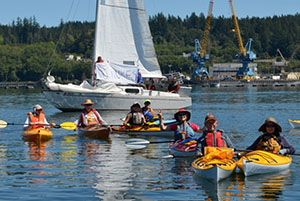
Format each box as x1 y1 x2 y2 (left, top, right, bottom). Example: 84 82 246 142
123 102 146 127
158 109 200 141
74 99 108 130
24 104 56 130
247 117 295 155
141 99 156 122
196 113 234 156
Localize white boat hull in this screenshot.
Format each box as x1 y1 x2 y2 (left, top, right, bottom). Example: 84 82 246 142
43 90 191 111
193 165 234 182
242 158 291 177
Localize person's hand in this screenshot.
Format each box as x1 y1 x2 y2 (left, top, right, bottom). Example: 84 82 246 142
51 123 56 127
157 110 163 119
277 149 288 155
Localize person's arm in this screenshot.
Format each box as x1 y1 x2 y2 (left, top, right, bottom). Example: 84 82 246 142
123 113 131 125
221 132 234 148
246 136 261 150
280 135 295 154
158 110 169 130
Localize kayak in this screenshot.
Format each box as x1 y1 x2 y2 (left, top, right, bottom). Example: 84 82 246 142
78 125 111 139
192 147 236 182
169 138 198 157
22 128 53 141
112 123 173 136
237 150 292 176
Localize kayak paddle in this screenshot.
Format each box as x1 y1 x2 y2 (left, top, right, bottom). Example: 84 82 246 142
0 120 76 130
125 138 173 149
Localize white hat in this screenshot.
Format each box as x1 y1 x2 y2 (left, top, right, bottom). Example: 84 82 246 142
34 104 43 110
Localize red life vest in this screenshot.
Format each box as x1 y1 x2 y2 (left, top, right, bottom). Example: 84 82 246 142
205 131 226 147
80 108 102 126
27 112 45 129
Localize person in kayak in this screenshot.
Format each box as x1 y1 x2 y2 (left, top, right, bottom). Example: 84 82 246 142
141 99 156 122
74 99 108 130
123 102 146 127
24 104 56 130
158 109 200 141
247 117 295 155
196 113 234 156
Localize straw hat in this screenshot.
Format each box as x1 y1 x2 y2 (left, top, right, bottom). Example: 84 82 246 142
174 109 191 121
258 117 282 132
81 99 95 106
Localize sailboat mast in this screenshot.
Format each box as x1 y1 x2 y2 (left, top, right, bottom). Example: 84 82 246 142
91 0 100 84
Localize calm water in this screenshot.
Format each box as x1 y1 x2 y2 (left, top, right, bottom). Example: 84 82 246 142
0 86 300 200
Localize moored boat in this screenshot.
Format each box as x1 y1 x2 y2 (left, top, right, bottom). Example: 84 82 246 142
192 147 236 182
170 138 198 157
78 125 111 139
237 150 292 176
22 128 53 141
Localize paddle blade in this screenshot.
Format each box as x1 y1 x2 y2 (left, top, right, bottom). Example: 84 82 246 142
288 119 300 124
59 122 76 130
0 120 8 129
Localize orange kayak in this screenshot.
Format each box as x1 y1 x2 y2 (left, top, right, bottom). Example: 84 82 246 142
22 128 53 141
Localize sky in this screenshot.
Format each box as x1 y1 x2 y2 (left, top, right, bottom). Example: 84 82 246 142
0 0 299 27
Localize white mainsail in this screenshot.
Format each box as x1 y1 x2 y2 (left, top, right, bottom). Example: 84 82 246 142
93 0 163 78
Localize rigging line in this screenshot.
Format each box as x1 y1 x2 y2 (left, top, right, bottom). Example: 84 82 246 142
102 3 145 12
44 0 77 77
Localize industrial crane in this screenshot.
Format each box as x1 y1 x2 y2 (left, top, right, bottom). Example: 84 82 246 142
191 0 213 79
229 0 256 79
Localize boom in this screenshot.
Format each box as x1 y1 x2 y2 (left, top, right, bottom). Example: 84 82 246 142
200 0 214 58
229 0 245 58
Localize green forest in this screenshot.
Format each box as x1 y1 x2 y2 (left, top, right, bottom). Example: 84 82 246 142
1 13 300 82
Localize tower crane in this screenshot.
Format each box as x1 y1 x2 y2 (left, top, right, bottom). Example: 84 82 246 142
191 0 213 79
229 0 256 79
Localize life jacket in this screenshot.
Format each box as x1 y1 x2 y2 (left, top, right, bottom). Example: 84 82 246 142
128 112 144 125
256 134 281 153
174 122 195 141
142 107 155 122
27 112 45 129
80 108 102 126
204 131 227 148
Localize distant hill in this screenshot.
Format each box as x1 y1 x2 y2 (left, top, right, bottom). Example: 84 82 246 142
1 14 300 81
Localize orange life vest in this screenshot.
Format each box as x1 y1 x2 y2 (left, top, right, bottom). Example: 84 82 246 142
27 112 45 129
80 109 102 126
205 131 226 148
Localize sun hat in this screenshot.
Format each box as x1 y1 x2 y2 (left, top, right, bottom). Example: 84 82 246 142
144 99 151 104
174 109 191 121
34 104 43 110
81 99 95 106
259 117 282 132
33 104 43 112
131 102 141 108
205 114 217 123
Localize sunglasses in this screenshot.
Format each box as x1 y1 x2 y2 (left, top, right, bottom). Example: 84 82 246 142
178 114 186 117
266 124 275 128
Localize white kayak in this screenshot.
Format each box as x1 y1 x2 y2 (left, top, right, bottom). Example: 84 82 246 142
192 147 236 182
237 150 292 177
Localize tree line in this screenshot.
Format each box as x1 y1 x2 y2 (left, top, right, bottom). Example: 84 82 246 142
1 13 300 82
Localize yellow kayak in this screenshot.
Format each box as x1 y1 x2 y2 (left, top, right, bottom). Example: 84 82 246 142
112 123 173 136
22 128 53 141
192 147 236 182
237 150 292 176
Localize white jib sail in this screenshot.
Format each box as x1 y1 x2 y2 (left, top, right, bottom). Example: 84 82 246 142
93 0 163 79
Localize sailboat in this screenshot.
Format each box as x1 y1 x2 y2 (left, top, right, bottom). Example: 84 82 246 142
43 0 192 111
